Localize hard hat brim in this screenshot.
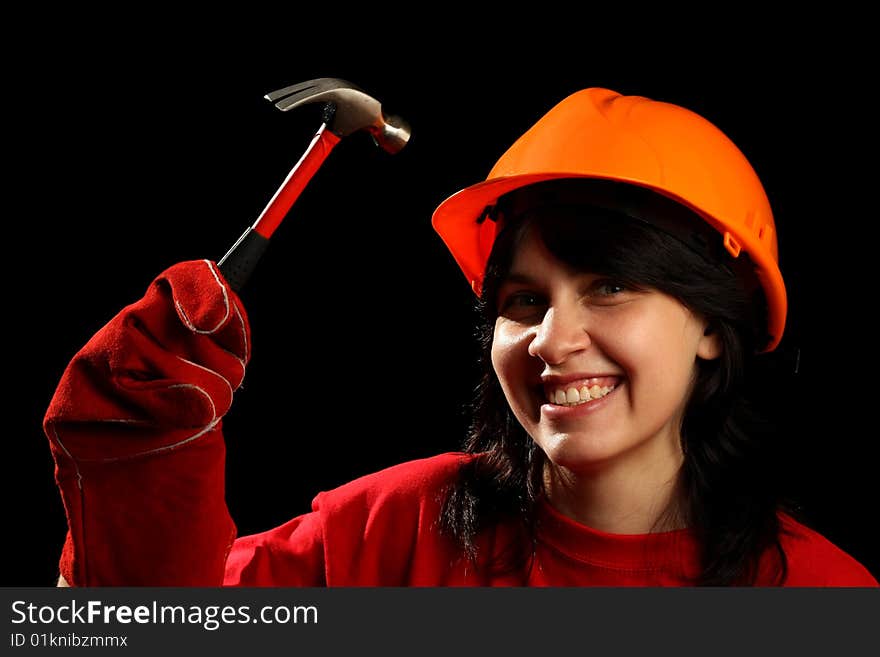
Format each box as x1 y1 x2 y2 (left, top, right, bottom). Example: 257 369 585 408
432 171 786 353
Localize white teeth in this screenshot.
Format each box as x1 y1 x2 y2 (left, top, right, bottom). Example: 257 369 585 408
547 384 616 406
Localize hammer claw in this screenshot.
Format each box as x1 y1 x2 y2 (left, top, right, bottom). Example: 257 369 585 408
265 77 360 109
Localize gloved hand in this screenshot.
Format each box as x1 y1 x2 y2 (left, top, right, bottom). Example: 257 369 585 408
44 259 251 586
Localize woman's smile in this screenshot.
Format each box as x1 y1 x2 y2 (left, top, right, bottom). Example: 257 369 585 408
540 379 623 420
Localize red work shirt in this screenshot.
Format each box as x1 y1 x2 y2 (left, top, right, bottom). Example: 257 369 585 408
224 453 878 586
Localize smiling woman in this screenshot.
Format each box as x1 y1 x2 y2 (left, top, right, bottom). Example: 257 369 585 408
441 184 775 584
44 86 877 587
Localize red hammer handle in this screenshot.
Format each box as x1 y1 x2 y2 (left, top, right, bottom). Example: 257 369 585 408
218 124 342 291
253 124 342 239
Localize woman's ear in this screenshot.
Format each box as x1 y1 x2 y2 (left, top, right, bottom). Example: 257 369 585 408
697 323 723 361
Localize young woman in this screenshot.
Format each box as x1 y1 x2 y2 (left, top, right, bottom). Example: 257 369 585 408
47 87 877 586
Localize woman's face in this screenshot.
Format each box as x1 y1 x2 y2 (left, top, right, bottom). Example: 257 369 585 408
491 228 721 476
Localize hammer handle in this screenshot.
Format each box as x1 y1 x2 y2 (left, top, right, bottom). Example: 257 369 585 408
218 124 342 291
252 124 342 239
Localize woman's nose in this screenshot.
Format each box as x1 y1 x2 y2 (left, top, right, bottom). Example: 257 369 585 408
527 303 591 365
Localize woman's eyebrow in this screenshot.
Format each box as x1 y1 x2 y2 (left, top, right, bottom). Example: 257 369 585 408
501 272 537 286
502 271 600 286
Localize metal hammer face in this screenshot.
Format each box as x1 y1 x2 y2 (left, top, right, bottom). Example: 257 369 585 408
265 77 411 154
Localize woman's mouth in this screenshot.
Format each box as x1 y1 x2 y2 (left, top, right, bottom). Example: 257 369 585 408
542 376 620 407
535 377 623 421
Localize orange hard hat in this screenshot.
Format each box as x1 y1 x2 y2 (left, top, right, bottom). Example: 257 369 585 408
431 87 786 352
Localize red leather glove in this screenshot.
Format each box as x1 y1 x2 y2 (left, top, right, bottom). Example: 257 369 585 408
44 259 251 586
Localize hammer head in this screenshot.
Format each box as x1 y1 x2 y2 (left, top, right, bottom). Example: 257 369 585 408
265 77 411 154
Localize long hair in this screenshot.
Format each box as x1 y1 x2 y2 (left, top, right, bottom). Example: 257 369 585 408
439 179 788 586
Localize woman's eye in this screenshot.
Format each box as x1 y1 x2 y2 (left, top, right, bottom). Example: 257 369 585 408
507 293 541 307
498 293 546 319
594 281 626 296
588 279 636 305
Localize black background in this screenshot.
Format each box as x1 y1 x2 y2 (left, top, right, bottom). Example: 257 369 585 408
7 18 878 584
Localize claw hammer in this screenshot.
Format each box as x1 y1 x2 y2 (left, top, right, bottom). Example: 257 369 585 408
217 78 411 291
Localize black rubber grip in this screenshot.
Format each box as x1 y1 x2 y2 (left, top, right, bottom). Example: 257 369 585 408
217 227 270 292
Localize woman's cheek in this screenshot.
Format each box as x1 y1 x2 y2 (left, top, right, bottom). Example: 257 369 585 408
491 325 536 414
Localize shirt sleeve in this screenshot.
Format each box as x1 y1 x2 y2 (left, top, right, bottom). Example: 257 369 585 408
778 513 879 587
220 453 469 587
223 508 326 586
